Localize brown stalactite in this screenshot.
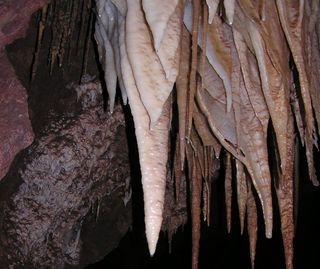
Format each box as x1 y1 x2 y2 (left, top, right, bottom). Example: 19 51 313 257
277 180 294 269
276 114 295 269
78 0 320 267
224 151 232 234
200 2 208 90
236 159 247 234
188 149 202 269
202 146 213 225
30 4 48 81
3 0 320 267
176 26 191 170
174 134 183 201
186 0 200 138
193 100 218 147
247 181 258 269
276 0 319 187
259 0 266 21
202 178 208 222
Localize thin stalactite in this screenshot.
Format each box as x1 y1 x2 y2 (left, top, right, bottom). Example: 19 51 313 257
186 0 200 138
224 151 232 233
89 1 320 268
188 146 202 269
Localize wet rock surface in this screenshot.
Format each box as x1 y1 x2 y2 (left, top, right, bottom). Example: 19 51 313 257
0 82 132 269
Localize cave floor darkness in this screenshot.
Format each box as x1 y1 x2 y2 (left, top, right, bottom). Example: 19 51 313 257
85 173 320 269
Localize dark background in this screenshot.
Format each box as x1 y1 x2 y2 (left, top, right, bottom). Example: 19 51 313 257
86 148 320 269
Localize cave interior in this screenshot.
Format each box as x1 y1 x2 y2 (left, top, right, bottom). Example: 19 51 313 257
0 0 320 269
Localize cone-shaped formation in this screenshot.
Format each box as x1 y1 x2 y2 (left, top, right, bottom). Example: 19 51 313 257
95 0 320 267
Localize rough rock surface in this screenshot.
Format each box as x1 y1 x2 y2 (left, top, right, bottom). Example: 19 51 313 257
0 0 49 180
0 82 132 269
0 52 34 180
0 1 190 267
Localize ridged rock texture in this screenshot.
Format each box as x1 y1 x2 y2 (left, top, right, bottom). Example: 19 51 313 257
0 1 134 267
0 81 132 268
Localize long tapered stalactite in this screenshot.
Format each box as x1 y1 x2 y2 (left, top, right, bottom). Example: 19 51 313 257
93 0 320 268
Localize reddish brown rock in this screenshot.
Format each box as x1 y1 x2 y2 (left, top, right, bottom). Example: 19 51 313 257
0 82 132 268
0 52 34 180
0 0 49 180
0 0 49 50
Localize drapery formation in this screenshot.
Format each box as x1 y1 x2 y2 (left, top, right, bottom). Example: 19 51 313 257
94 0 320 268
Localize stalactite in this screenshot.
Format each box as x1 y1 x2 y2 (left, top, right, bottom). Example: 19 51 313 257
92 0 320 268
176 25 191 185
186 0 201 138
31 5 48 81
8 0 320 267
189 151 202 269
236 159 247 234
224 152 232 233
247 181 258 269
31 0 94 80
80 0 93 79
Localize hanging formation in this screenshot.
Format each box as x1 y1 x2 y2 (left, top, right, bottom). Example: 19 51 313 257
94 0 320 268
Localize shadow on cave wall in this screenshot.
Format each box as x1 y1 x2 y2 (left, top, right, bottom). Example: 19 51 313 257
0 1 320 269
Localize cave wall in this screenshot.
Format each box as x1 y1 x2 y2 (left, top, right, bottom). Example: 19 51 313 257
0 0 49 181
0 1 133 268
